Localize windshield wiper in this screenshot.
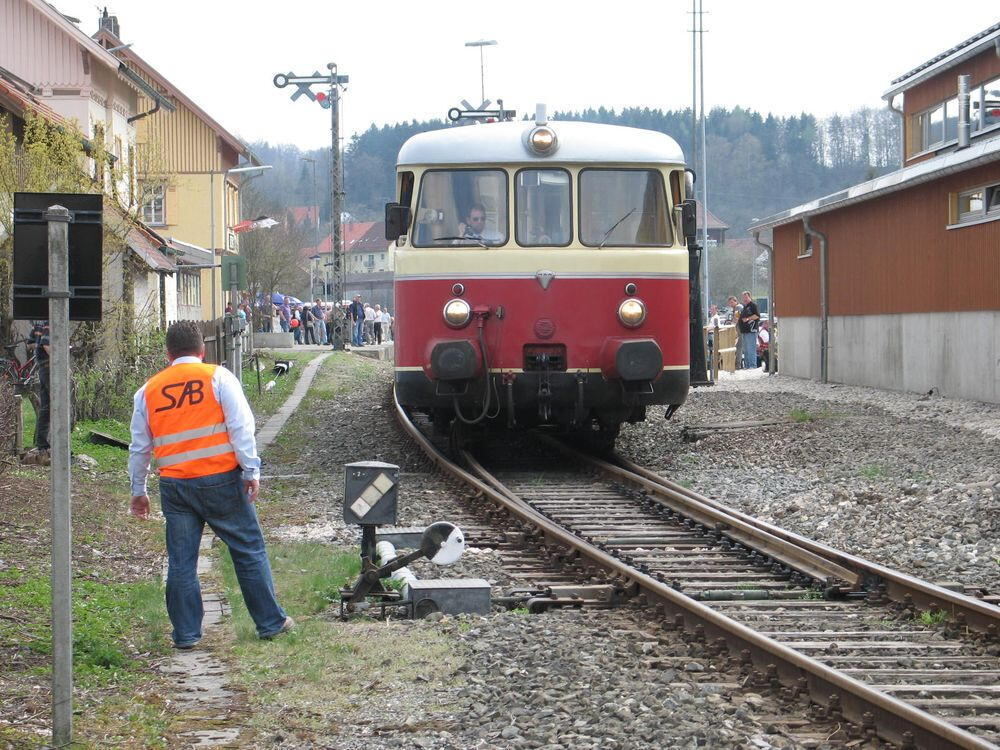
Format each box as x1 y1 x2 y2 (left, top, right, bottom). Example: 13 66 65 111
433 236 488 248
598 208 636 249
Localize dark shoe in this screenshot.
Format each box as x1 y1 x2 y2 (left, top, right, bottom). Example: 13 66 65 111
261 616 295 640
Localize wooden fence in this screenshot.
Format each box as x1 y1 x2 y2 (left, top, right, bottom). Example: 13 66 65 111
704 324 739 377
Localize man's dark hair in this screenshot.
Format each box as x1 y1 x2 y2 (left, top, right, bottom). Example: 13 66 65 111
166 321 204 359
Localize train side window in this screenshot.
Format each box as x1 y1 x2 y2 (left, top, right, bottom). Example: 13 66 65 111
515 168 572 247
398 171 414 206
413 169 509 247
579 169 673 247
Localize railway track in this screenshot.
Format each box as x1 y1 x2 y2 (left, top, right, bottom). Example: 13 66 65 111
394 390 1000 750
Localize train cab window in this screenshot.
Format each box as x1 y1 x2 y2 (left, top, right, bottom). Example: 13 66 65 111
515 169 572 247
579 169 672 247
398 171 414 206
413 169 509 247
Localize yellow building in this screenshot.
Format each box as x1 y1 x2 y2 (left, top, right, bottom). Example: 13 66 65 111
94 14 260 321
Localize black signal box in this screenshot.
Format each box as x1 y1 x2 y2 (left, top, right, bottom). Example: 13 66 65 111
13 192 103 321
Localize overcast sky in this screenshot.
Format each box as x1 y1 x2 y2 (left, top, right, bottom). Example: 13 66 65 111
58 0 1000 150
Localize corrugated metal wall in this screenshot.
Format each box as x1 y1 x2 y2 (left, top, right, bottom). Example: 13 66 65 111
775 161 1000 317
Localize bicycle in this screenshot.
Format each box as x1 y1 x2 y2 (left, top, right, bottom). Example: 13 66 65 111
0 337 39 392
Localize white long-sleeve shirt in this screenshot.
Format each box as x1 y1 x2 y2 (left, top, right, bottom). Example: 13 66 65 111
128 356 260 495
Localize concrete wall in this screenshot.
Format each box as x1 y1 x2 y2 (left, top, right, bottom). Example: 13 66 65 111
779 312 1000 403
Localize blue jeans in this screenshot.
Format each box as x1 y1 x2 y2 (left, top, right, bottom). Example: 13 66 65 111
160 468 286 645
353 318 364 346
741 331 758 368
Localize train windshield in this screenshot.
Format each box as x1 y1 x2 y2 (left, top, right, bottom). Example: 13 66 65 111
579 169 672 247
413 169 509 247
516 169 572 247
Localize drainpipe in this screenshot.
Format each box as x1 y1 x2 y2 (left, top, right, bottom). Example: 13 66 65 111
753 231 775 376
958 75 971 149
886 95 904 167
127 96 160 124
802 215 828 384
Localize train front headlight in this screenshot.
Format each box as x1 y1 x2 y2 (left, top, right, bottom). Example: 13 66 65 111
527 126 558 155
617 298 647 328
443 298 472 328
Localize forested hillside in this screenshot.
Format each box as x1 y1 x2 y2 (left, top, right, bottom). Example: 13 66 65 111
250 105 900 239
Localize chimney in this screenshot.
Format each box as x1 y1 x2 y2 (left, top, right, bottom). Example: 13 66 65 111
958 74 971 149
99 7 120 38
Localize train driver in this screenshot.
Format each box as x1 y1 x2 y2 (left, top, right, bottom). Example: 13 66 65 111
458 203 502 244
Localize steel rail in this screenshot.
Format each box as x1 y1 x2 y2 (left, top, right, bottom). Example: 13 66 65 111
533 435 859 590
392 390 996 750
605 450 1000 634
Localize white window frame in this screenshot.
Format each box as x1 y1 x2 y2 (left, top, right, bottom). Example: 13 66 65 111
948 182 1000 229
142 183 165 225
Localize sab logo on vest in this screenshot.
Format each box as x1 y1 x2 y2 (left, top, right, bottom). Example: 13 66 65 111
155 380 206 412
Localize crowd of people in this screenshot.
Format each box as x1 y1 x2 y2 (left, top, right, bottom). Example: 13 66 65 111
255 295 393 348
705 290 767 370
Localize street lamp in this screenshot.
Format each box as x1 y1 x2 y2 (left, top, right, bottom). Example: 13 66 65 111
464 39 497 103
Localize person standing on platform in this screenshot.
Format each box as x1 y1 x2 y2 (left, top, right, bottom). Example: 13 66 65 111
380 307 392 343
737 291 760 369
373 304 383 345
128 321 293 648
349 295 365 347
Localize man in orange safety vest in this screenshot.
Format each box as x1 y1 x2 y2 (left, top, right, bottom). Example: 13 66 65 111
129 321 293 648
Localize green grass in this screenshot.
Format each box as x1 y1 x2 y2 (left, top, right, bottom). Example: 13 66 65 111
789 408 815 423
19 399 131 471
860 463 888 480
0 573 169 686
917 609 949 626
242 350 321 420
215 540 461 737
262 352 370 464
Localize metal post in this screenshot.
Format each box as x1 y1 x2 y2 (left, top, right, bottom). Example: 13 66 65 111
45 204 73 748
329 63 345 350
698 0 710 317
691 0 697 174
210 172 217 321
230 278 241 381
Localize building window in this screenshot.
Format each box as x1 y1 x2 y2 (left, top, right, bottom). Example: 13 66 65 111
365 254 375 270
142 184 165 225
798 233 813 259
179 271 201 307
974 78 1000 131
952 183 1000 226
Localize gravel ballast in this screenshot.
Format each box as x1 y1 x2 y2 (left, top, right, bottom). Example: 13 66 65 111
619 370 1000 593
257 356 997 748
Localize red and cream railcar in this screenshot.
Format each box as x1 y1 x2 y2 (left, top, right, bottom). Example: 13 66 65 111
386 113 692 444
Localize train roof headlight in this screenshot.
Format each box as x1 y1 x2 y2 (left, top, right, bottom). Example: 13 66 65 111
618 298 646 328
527 126 558 155
443 298 472 328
